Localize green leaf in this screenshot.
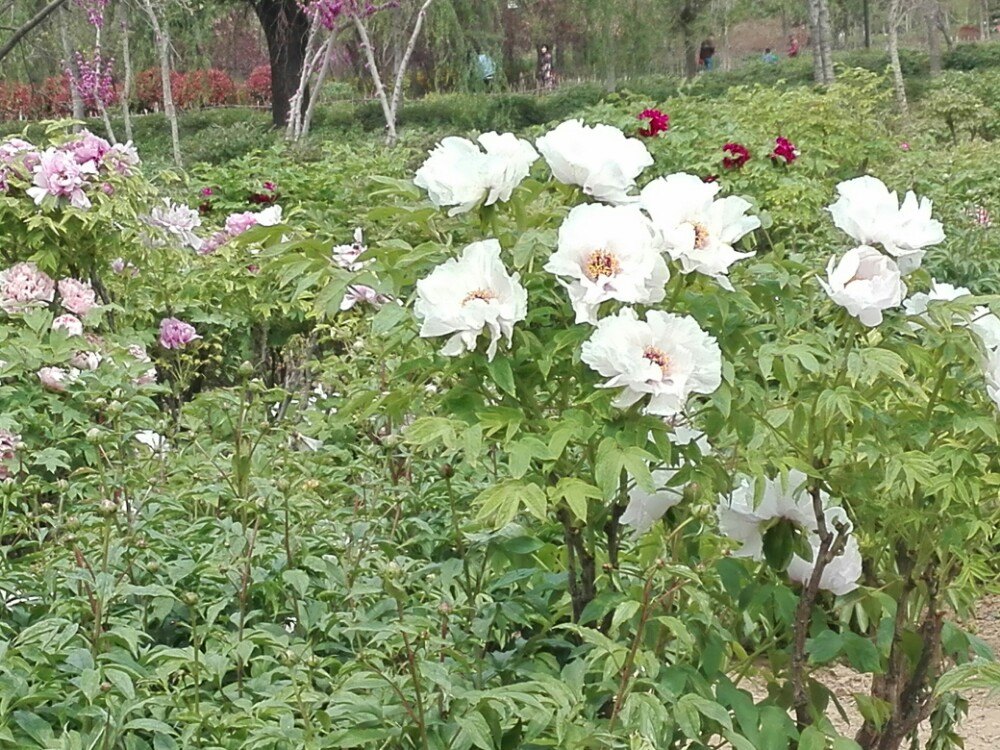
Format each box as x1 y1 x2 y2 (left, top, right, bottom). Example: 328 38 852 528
674 694 702 737
549 478 601 523
487 357 517 397
762 521 795 571
521 483 548 523
842 633 880 673
456 711 494 750
807 630 844 664
282 570 310 597
798 726 827 750
594 438 625 499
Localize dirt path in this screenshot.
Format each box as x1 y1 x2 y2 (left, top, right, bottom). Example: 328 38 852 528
961 595 1000 749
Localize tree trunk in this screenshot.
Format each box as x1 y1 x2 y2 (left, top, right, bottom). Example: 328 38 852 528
888 0 908 116
807 0 835 84
925 0 941 75
141 0 182 167
252 0 311 129
119 3 134 142
59 10 85 122
679 0 700 80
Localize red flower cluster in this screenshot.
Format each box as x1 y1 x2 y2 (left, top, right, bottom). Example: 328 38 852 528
722 142 751 170
770 136 799 164
248 181 279 205
638 108 670 138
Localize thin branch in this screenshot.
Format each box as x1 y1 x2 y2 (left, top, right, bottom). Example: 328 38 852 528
0 0 70 63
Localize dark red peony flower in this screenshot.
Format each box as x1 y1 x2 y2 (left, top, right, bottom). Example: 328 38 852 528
247 192 278 205
263 181 277 192
198 201 213 215
722 142 751 170
770 136 799 165
638 108 670 138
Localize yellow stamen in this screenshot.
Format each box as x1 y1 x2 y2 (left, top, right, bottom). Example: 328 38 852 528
692 222 710 250
643 346 671 376
584 250 621 281
462 288 496 305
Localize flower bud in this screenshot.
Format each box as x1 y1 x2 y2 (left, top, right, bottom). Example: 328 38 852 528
238 361 254 378
98 498 118 515
439 463 454 479
182 592 199 606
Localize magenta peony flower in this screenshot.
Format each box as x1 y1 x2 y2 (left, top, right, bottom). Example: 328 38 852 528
58 278 98 316
638 108 670 138
52 314 83 337
899 142 911 152
38 366 79 392
263 181 277 192
200 187 214 197
722 142 751 170
0 262 56 314
159 317 200 349
770 136 799 165
27 147 97 209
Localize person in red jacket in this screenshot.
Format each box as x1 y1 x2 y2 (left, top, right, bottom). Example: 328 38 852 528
788 35 800 57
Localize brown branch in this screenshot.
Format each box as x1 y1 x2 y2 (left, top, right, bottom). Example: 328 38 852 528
0 0 70 63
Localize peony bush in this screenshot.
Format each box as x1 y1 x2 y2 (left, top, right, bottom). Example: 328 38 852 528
1 76 999 749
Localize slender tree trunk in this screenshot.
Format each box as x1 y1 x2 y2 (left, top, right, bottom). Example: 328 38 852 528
285 17 322 140
140 0 181 167
252 0 311 128
925 0 941 75
300 37 334 140
807 0 836 84
59 10 85 122
863 0 872 46
818 0 835 81
119 3 134 142
888 0 909 116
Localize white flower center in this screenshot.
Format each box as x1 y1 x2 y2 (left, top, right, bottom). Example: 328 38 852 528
643 346 671 376
691 222 710 250
462 288 497 305
584 250 621 281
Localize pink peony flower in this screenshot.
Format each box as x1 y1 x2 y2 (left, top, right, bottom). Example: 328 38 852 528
63 130 111 167
969 205 992 228
104 142 141 175
770 136 799 165
900 142 911 152
0 137 36 163
38 366 80 392
0 262 56 314
58 278 98 316
127 344 157 384
638 108 670 138
70 350 102 370
198 230 230 255
0 428 20 481
159 317 200 349
200 187 214 197
225 211 259 236
110 257 139 276
341 285 390 311
722 142 751 170
52 314 83 337
27 147 97 209
263 181 277 192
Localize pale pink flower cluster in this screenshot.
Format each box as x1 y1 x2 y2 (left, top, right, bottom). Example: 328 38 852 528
27 147 97 210
63 130 111 166
111 257 139 277
128 344 157 385
58 278 98 316
0 262 55 314
145 200 203 251
341 285 390 311
104 142 141 175
37 366 80 392
0 428 20 481
52 314 84 337
159 317 200 349
200 206 282 255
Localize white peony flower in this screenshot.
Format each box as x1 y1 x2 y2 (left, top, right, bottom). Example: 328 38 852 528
414 132 538 216
828 175 944 274
820 246 906 327
543 203 669 324
536 119 653 205
37 366 80 392
983 348 1000 410
332 228 367 271
621 425 711 534
903 278 1000 350
145 199 203 251
716 471 820 560
640 173 760 287
580 308 722 416
786 532 863 596
255 205 283 227
135 430 169 454
69 350 102 371
414 240 528 361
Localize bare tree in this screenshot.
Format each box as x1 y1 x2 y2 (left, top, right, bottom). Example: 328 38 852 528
352 0 436 146
139 0 182 166
58 8 86 122
0 0 70 63
119 3 135 142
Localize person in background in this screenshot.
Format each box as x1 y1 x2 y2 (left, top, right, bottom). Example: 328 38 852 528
699 37 716 71
762 47 779 64
538 44 555 89
788 35 800 57
477 51 497 88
